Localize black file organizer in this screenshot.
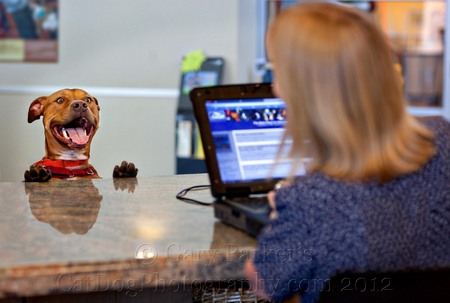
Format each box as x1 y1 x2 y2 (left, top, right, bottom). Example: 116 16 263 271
175 57 224 174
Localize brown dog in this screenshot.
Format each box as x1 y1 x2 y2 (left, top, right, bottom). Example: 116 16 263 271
25 88 137 181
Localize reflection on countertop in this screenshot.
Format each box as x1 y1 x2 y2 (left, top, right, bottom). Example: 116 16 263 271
0 174 257 299
24 178 140 235
25 180 103 235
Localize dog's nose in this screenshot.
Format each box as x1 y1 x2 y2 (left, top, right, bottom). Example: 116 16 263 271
71 100 88 112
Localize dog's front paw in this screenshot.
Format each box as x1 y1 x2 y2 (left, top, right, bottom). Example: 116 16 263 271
113 161 138 178
24 165 52 182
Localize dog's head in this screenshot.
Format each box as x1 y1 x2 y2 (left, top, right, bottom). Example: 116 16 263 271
28 88 100 160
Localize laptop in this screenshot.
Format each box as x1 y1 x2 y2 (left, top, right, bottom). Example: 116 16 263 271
190 83 302 236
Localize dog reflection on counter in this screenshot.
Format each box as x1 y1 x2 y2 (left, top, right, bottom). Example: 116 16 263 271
25 177 139 235
24 88 138 181
25 180 102 234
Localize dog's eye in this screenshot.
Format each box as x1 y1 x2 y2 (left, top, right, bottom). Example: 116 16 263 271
56 97 64 104
85 97 92 103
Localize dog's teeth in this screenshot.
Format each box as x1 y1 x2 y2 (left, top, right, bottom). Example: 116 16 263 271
63 129 70 139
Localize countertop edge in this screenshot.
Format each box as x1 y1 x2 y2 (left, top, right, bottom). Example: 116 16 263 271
0 248 256 299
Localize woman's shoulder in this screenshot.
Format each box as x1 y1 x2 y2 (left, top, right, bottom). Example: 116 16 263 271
421 117 450 137
420 117 450 157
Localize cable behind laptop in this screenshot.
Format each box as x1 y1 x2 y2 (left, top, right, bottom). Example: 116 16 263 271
176 185 213 206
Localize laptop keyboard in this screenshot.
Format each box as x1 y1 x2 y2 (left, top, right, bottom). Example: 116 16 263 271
226 196 269 210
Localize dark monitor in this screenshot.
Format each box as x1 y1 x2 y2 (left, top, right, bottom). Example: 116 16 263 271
177 57 224 112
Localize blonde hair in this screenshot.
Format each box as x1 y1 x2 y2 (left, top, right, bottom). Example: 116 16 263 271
267 3 435 182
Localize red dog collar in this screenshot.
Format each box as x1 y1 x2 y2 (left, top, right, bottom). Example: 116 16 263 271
33 158 99 178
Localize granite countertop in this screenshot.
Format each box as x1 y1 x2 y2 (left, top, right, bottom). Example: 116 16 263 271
0 174 257 298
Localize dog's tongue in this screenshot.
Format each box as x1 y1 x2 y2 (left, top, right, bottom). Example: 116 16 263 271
66 127 89 145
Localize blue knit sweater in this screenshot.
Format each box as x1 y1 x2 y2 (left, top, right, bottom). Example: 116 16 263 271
253 118 450 303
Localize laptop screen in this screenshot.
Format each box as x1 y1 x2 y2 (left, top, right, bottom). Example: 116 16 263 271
205 97 296 183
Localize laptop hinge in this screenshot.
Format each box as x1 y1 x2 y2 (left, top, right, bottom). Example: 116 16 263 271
225 188 252 198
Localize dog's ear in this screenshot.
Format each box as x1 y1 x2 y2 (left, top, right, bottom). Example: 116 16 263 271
93 97 100 111
28 97 46 123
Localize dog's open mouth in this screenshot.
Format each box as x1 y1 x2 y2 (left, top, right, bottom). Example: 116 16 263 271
52 117 95 148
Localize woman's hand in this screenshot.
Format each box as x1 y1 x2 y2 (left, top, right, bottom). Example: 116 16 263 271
268 179 290 220
267 190 278 220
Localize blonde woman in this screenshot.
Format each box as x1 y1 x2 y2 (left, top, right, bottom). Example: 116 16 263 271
245 3 450 303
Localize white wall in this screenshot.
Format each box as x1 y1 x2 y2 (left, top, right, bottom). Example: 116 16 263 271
0 0 258 181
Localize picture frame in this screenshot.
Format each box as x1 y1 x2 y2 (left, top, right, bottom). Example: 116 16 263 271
0 0 58 62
